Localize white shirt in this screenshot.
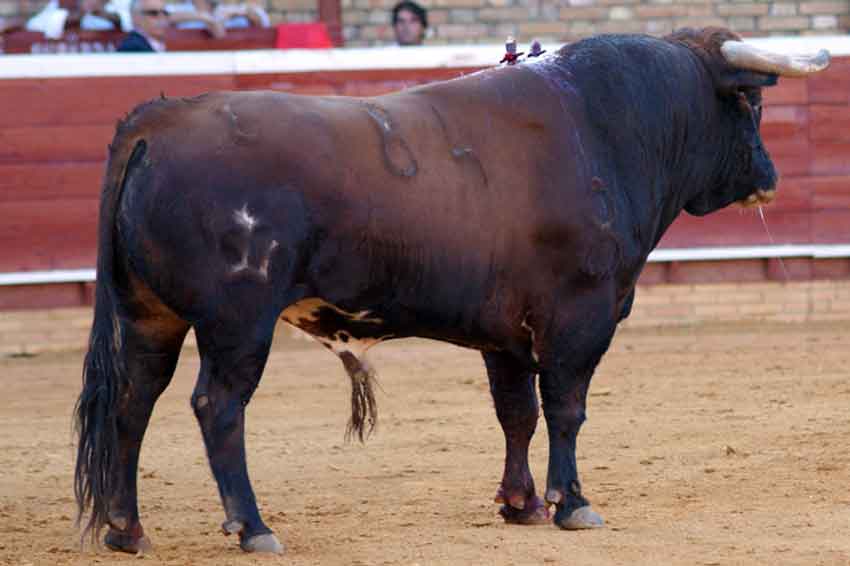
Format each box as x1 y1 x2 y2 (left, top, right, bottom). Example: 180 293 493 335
166 0 269 29
26 0 132 39
138 29 166 52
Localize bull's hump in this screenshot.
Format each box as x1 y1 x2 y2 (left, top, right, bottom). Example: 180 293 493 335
281 298 393 355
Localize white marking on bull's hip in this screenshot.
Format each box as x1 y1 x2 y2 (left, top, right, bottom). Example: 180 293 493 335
258 240 278 278
231 255 249 274
234 204 258 231
229 238 278 281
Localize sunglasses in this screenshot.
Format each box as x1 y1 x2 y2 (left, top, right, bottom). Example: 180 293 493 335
138 8 168 16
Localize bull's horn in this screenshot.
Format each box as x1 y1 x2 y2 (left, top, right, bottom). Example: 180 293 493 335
721 41 830 77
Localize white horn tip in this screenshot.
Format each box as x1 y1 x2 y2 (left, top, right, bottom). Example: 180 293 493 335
721 41 831 77
812 49 831 70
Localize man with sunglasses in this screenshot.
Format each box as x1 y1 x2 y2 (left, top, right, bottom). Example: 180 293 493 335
117 0 168 51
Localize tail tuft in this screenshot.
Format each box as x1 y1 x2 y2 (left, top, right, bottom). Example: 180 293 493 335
340 353 378 443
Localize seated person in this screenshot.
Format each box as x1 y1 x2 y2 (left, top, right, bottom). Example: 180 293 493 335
25 0 131 39
165 0 225 38
212 0 269 28
117 0 168 51
166 0 268 36
391 0 426 46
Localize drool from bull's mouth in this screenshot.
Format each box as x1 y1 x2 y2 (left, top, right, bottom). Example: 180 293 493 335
73 26 830 555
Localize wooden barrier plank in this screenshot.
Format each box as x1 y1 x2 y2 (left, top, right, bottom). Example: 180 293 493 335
0 125 113 163
765 257 812 281
0 76 236 127
0 162 103 201
808 58 850 105
667 259 767 284
233 68 480 93
637 263 668 285
768 137 812 177
660 209 812 248
811 209 850 243
762 105 811 176
810 141 850 176
165 28 277 52
771 175 815 211
0 283 90 311
809 104 850 143
763 78 808 106
812 258 850 279
761 105 808 139
810 176 850 209
0 200 98 272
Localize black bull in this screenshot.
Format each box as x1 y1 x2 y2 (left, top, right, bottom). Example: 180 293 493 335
74 28 828 554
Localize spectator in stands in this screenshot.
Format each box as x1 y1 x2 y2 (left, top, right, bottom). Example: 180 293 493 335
167 0 269 37
211 0 270 29
166 0 225 38
391 0 426 46
117 0 168 51
24 0 131 39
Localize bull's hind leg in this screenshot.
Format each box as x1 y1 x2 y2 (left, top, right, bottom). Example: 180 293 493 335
483 351 549 525
192 318 282 554
537 304 615 530
101 316 189 553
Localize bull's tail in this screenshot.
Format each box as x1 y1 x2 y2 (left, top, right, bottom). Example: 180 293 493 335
339 352 378 442
74 134 146 542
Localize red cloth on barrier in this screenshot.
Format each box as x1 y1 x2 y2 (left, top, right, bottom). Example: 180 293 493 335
274 23 332 49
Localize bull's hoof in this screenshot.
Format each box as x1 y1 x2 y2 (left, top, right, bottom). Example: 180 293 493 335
104 529 153 555
499 495 550 525
555 505 604 530
222 519 244 535
240 533 284 554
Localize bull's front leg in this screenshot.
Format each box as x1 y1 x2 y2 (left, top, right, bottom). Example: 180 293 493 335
537 310 616 530
483 351 549 525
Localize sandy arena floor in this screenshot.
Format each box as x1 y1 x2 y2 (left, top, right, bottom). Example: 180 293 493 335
0 320 848 566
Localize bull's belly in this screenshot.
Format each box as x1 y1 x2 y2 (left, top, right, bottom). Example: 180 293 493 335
280 297 504 355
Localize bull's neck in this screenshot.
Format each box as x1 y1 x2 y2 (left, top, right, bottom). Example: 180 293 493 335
532 41 728 257
655 78 732 248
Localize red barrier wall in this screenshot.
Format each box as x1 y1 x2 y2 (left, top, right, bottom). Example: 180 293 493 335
1 57 848 309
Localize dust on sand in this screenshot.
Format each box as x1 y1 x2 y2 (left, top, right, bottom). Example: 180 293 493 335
0 320 848 566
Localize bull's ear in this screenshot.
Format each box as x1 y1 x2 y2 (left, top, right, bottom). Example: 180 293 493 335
717 70 778 95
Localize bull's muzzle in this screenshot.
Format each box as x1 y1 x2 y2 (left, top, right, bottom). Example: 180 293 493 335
740 188 776 208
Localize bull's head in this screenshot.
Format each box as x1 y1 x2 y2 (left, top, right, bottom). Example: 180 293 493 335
673 29 830 216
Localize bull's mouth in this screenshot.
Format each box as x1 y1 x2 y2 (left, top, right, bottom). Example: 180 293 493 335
739 188 776 208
